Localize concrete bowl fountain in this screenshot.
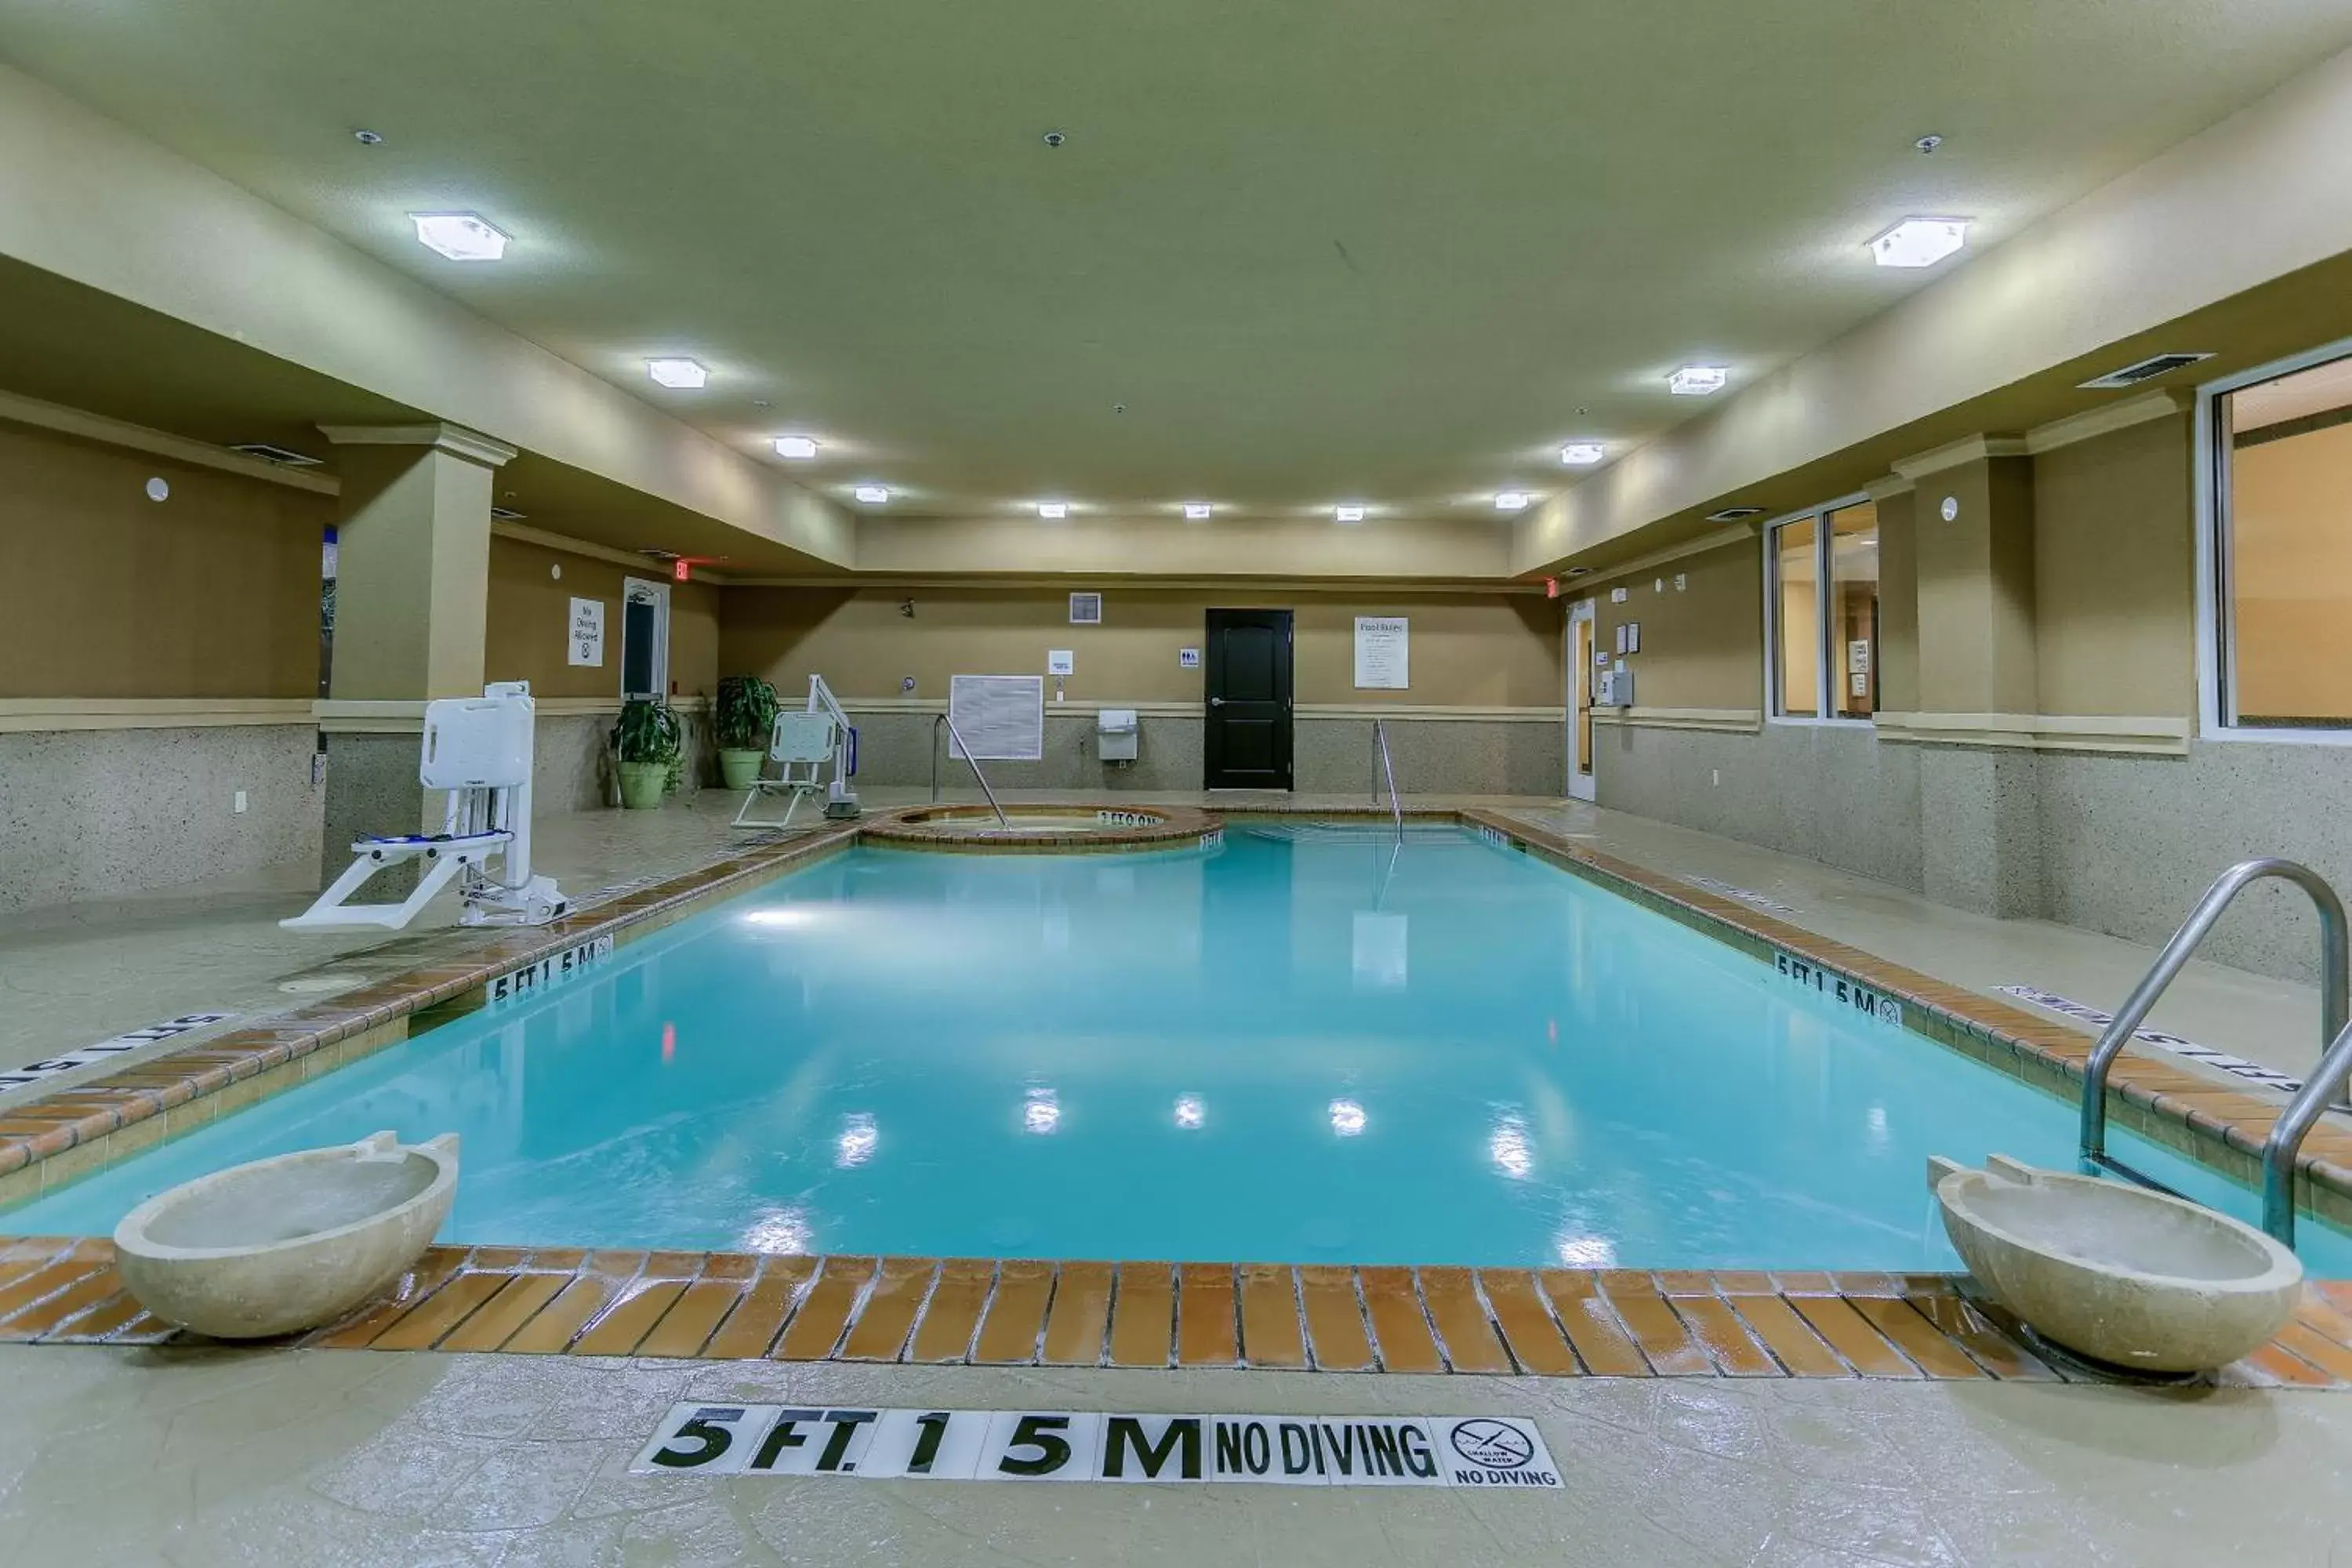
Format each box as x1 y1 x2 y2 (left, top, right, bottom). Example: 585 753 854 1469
1929 1153 2303 1374
114 1130 458 1339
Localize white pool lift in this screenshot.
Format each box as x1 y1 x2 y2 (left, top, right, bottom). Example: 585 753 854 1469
733 674 860 831
282 681 568 931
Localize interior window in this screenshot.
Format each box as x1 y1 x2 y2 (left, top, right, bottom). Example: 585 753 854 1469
2222 354 2352 728
1773 517 1819 716
1828 501 1878 718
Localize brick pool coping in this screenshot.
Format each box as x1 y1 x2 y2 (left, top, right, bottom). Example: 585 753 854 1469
858 802 1221 853
3 800 2350 1385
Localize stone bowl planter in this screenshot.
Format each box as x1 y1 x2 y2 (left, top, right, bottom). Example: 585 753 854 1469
114 1131 459 1340
1929 1152 2303 1374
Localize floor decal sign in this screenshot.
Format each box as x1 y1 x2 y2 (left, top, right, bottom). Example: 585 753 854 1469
632 1406 1562 1490
0 1012 236 1089
1997 985 2302 1092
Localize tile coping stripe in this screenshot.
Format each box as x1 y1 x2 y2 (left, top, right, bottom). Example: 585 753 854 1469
3 800 2350 1329
1 1239 2349 1388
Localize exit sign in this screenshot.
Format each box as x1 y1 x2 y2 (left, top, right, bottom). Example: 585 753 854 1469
672 558 691 583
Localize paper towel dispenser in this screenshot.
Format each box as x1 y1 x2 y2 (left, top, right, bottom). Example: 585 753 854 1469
1097 708 1140 763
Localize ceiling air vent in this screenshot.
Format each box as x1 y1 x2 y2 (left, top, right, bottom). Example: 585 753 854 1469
2077 352 2213 390
1705 506 1765 523
1069 591 1103 626
490 506 528 521
229 441 324 466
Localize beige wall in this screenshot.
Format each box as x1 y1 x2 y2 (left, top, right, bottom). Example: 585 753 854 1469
719 586 1561 708
485 535 720 703
2033 412 2197 717
2230 418 2352 721
0 419 327 699
1585 538 1763 711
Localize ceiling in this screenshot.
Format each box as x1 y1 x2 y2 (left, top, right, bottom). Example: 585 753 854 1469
3 0 2350 526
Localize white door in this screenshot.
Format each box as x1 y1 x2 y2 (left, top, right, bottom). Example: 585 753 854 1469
1565 597 1596 801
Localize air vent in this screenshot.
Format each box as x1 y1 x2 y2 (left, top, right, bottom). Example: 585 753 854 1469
1705 506 1766 523
229 441 324 466
490 506 528 521
2077 352 2213 390
1069 591 1103 626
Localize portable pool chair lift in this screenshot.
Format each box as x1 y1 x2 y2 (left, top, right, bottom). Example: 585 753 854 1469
733 673 860 831
282 681 568 931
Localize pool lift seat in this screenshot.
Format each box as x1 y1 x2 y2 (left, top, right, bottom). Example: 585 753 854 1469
733 673 860 831
281 681 568 932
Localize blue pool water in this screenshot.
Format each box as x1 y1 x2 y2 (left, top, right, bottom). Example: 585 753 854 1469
12 825 2350 1272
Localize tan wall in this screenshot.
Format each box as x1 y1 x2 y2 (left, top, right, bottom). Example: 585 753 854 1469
2229 418 2352 722
1876 489 1920 713
0 420 327 699
1585 537 1762 711
484 535 720 702
719 586 1561 707
2033 413 2197 717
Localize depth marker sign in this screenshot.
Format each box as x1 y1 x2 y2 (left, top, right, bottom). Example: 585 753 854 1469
632 1406 1560 1490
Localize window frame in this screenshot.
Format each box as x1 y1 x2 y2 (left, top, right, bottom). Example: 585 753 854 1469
2196 333 2352 746
1762 490 1875 727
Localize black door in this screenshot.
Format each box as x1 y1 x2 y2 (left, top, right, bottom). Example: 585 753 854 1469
1203 608 1293 789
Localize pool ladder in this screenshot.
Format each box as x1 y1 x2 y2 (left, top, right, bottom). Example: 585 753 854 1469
1371 719 1402 840
930 711 1011 829
2078 857 2352 1246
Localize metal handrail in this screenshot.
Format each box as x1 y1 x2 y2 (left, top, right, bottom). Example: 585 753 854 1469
939 712 1010 829
931 713 947 802
1372 719 1402 839
2080 858 2349 1192
2263 1016 2352 1244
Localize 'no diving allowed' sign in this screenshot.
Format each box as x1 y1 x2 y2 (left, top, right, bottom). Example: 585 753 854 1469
633 1406 1561 1490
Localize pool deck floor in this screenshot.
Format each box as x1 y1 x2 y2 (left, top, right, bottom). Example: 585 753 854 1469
7 790 2352 1561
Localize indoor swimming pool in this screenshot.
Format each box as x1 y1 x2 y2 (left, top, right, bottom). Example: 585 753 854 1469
12 823 2348 1273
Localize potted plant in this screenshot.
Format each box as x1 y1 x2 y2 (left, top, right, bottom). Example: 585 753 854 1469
612 698 683 810
715 674 779 791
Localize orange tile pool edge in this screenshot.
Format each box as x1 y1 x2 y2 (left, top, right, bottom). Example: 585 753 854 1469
4 1236 2351 1387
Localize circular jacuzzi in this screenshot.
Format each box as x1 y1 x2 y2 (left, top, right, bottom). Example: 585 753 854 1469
859 803 1222 854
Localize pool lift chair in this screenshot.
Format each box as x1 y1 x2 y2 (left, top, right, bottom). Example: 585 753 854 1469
733 673 861 831
281 681 568 932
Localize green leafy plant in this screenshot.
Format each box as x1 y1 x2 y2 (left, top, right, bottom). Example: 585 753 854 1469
612 698 684 767
715 674 779 752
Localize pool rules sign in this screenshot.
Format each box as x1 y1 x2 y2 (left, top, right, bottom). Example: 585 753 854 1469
633 1406 1560 1491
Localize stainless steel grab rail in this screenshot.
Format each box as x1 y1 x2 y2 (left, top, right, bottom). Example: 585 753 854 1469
938 712 1010 829
2264 1016 2352 1245
2080 858 2349 1225
1372 720 1402 839
931 713 947 802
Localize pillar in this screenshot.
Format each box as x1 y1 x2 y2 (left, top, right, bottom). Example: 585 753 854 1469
314 423 515 882
1904 440 2042 916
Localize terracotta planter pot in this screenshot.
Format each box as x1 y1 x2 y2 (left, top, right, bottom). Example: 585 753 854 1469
618 760 670 809
718 748 765 790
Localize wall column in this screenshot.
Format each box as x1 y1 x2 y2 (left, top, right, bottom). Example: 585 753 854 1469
1903 440 2042 916
314 423 515 881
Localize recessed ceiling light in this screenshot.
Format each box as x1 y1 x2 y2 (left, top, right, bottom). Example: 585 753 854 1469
773 435 819 459
1183 503 1212 521
1038 502 1069 519
408 212 509 261
1335 505 1367 524
646 358 706 389
1560 442 1606 466
1668 365 1728 396
1494 492 1530 513
1870 216 1969 269
854 485 889 505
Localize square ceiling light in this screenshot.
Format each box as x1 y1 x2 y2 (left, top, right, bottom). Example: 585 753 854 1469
854 485 889 504
1335 505 1366 523
1494 492 1530 512
1668 365 1728 396
408 212 509 261
773 435 819 459
646 358 706 389
1559 442 1606 466
1038 502 1069 519
1870 217 1969 269
1183 503 1212 520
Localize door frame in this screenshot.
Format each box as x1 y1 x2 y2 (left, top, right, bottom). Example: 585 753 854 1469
1203 607 1295 790
620 576 672 701
1566 597 1596 801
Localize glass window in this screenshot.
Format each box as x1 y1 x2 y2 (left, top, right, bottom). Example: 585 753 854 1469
1828 501 1878 718
1772 517 1819 716
2218 351 2352 728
